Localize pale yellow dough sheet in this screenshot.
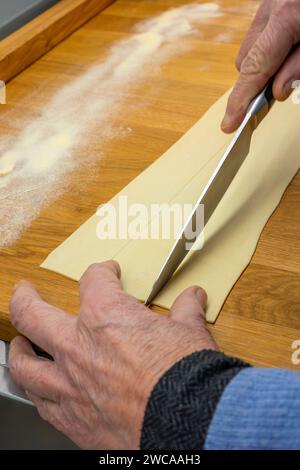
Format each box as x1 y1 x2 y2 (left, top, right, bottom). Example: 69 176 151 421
41 91 300 322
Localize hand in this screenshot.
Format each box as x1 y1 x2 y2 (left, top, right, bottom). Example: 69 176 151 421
8 261 217 449
222 0 300 133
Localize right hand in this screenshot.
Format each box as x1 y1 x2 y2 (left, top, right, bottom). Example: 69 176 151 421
222 0 300 133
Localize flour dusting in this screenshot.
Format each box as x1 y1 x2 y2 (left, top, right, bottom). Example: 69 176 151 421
0 3 223 246
214 31 233 43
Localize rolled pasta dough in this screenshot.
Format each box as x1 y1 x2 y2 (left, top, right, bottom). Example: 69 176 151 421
41 91 300 322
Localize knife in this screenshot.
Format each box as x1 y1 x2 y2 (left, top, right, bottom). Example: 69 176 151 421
145 82 274 306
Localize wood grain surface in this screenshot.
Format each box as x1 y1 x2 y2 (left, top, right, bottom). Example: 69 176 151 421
0 0 115 83
0 0 299 371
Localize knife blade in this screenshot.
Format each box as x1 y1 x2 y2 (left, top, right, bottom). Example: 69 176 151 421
145 82 274 306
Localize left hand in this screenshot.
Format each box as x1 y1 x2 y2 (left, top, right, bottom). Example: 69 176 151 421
9 260 217 449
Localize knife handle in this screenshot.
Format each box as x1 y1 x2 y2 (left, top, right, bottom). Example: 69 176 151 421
247 80 275 128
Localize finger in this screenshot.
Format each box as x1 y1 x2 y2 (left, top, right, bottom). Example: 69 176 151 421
222 15 296 133
79 260 125 313
273 45 300 100
10 280 73 356
9 336 65 402
170 287 217 349
169 286 206 327
236 0 272 70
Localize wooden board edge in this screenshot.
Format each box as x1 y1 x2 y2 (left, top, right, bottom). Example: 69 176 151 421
0 0 116 83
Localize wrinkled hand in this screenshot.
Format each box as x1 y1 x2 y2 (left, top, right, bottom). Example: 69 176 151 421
8 261 217 449
222 0 300 132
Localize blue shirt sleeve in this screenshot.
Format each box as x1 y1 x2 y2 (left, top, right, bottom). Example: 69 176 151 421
205 367 300 450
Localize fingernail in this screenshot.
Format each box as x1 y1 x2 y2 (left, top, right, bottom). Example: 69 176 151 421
12 283 19 293
196 287 207 306
283 79 295 99
12 280 25 293
221 114 232 131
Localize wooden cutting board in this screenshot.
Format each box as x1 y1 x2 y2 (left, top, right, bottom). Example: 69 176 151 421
0 0 115 82
0 0 299 370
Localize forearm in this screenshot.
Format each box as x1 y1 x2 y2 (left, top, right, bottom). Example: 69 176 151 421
141 352 300 450
205 367 300 450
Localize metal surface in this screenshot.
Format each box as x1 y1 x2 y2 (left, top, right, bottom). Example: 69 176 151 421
0 340 8 367
0 0 60 40
0 340 77 449
145 82 274 306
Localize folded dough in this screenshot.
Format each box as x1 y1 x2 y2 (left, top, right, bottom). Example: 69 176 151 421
41 91 300 322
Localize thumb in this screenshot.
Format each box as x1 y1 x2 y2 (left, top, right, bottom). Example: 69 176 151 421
169 287 217 349
169 285 207 328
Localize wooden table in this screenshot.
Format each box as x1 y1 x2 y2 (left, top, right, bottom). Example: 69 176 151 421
0 0 299 370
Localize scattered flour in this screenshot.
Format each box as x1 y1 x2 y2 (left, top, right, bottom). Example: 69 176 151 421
0 3 223 246
214 31 233 43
